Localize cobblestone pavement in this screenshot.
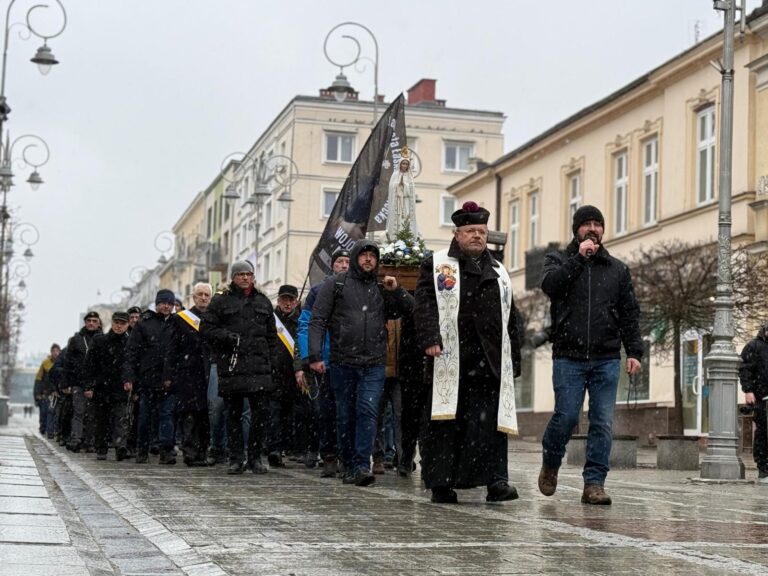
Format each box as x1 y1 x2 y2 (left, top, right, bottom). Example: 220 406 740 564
3 413 768 575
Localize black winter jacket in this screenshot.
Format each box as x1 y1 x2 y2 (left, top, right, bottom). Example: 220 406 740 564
414 240 522 379
85 329 129 397
309 239 414 367
64 327 103 389
164 306 210 412
122 310 173 391
201 283 278 396
273 306 300 392
52 349 68 393
739 329 768 398
542 240 643 361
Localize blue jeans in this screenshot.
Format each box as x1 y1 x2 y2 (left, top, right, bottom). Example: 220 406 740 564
330 363 385 474
137 389 177 455
542 358 620 486
207 364 227 452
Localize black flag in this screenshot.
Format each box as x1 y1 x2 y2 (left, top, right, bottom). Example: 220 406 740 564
306 94 406 285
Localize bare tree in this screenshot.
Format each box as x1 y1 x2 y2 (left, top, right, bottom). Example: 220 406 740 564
630 239 768 434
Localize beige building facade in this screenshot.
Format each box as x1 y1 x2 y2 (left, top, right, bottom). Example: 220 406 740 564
217 79 505 295
450 4 768 443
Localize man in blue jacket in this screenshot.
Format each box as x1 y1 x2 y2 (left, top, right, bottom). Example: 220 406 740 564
538 205 643 505
296 248 350 478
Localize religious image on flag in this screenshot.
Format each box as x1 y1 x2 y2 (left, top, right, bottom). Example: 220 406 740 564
306 93 406 285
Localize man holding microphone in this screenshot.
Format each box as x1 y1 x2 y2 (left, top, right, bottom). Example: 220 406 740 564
538 205 643 505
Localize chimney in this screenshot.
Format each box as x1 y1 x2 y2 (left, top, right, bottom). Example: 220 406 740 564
408 79 444 107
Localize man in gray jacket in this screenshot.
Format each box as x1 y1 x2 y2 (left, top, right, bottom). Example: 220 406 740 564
309 239 413 486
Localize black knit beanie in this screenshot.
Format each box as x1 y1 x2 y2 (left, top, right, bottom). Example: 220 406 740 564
572 205 605 236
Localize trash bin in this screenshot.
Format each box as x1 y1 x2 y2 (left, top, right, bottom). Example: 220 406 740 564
0 395 9 426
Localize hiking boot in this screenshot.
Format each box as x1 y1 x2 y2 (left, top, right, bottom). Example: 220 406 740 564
267 452 284 468
341 471 356 484
67 442 81 453
581 484 612 505
430 487 458 504
227 461 245 475
249 457 268 474
353 469 376 487
372 458 386 475
135 453 148 464
486 482 519 502
538 466 559 496
303 451 318 469
320 457 337 478
115 448 128 462
384 458 395 470
159 452 176 465
96 452 107 461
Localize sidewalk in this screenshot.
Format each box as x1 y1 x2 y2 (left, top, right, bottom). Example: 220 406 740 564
0 419 88 576
3 412 768 575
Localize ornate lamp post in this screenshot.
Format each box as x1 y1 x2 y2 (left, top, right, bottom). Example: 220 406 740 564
324 22 379 123
700 0 746 480
0 0 67 131
219 152 297 283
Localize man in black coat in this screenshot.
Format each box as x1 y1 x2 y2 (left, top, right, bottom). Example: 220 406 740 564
52 347 69 445
164 283 212 466
309 239 414 487
739 323 768 483
123 290 176 464
201 261 278 475
85 312 131 461
539 205 642 505
64 311 103 452
414 201 522 504
267 284 302 468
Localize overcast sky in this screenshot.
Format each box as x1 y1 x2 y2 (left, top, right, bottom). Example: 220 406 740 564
9 0 758 358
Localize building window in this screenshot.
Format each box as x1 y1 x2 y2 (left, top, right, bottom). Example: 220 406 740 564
263 252 271 283
222 231 229 259
443 141 473 172
509 200 520 270
643 137 658 225
696 106 716 204
206 207 213 237
263 199 273 230
529 191 539 248
614 151 628 235
440 195 456 226
275 249 282 280
325 133 354 163
322 189 340 218
515 347 534 410
568 172 581 224
224 198 230 221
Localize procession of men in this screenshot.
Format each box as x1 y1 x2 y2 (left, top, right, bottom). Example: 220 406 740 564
33 202 644 507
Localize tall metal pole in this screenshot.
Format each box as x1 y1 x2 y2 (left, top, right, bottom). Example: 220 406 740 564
700 0 745 480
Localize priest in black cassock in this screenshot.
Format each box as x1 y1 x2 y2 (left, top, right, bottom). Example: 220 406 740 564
414 201 522 504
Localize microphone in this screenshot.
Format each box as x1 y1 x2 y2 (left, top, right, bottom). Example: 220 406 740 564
586 248 594 257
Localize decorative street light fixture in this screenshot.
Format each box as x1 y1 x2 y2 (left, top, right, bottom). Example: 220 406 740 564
0 0 67 126
700 0 747 480
219 152 297 279
324 21 379 123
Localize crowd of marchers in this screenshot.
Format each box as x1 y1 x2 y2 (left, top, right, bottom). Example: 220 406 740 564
32 202 669 505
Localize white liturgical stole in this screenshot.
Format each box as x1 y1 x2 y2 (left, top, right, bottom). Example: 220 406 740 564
430 248 518 435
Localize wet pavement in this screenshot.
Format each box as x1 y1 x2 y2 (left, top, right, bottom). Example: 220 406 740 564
3 413 768 575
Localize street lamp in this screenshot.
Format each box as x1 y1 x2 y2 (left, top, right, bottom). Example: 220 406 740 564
0 0 67 126
700 0 746 480
324 21 379 123
219 152 297 281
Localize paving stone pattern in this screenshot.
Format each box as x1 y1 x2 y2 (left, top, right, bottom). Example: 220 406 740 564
5 414 768 575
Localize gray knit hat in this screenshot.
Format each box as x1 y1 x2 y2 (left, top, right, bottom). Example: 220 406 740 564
230 260 254 278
